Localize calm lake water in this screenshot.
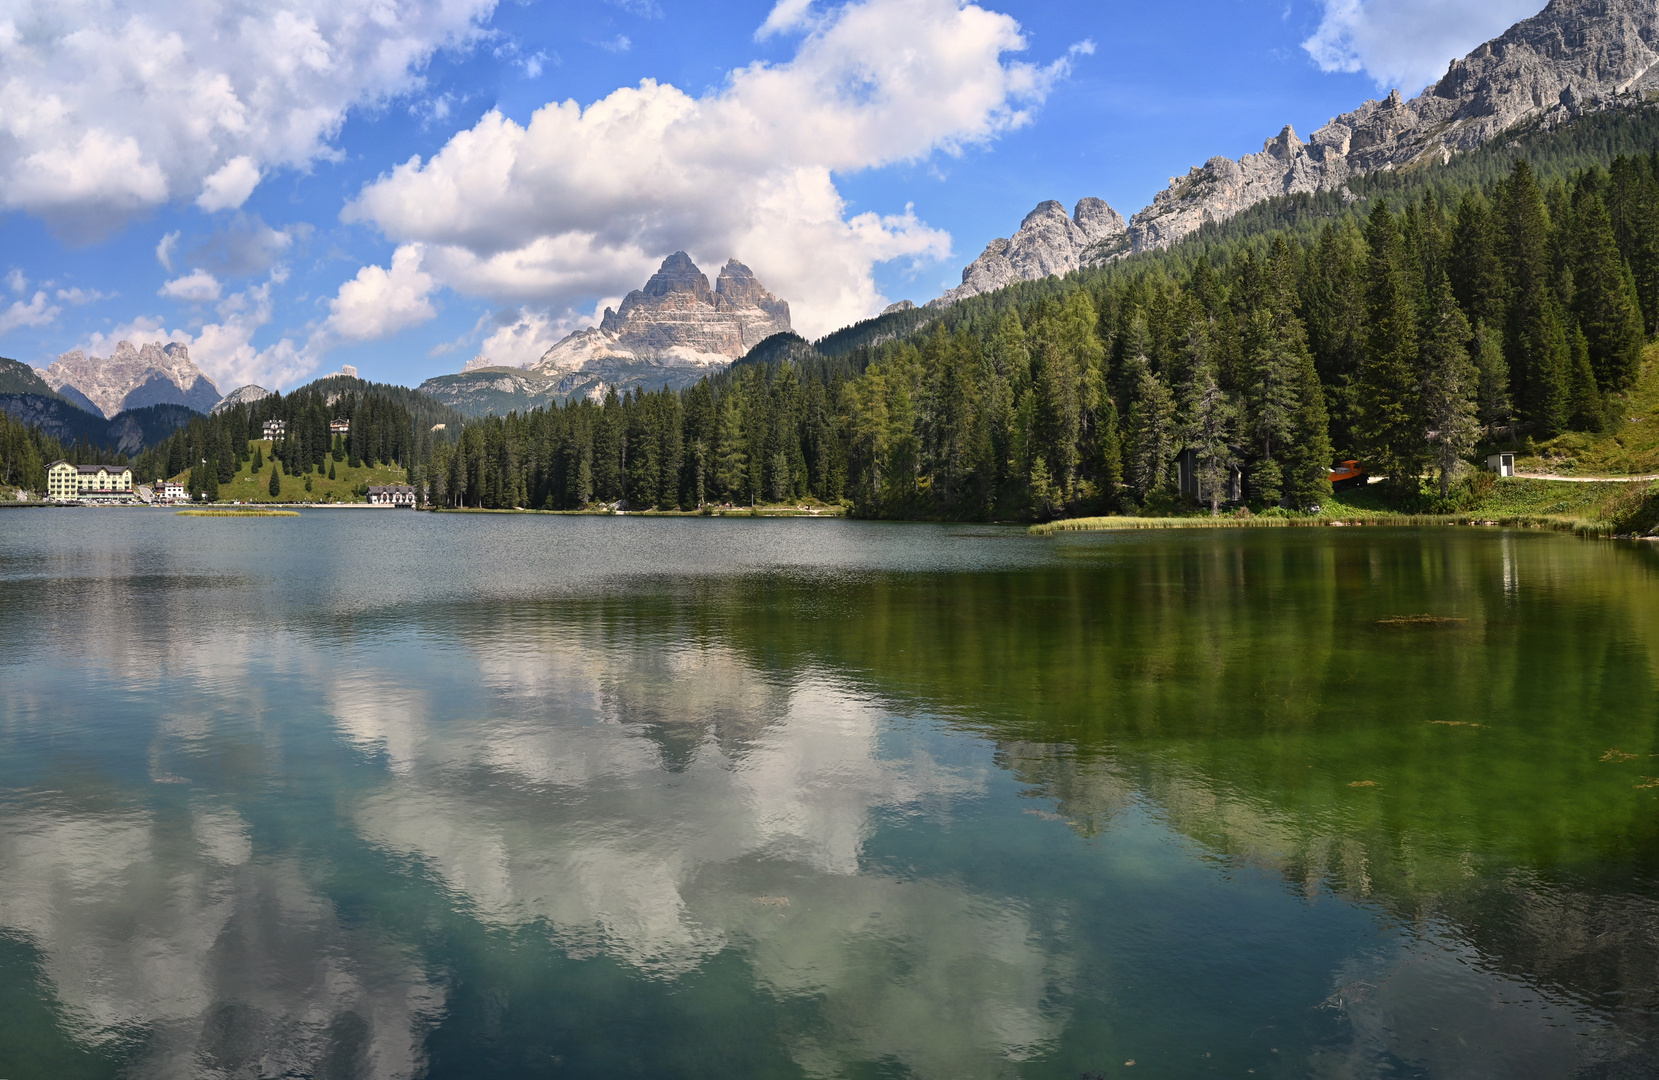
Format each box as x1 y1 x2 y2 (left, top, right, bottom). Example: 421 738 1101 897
1 511 1657 1079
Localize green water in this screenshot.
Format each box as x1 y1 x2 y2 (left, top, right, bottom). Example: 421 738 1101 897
1 513 1656 1079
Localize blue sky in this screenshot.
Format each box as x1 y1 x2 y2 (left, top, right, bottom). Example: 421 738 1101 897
0 0 1544 392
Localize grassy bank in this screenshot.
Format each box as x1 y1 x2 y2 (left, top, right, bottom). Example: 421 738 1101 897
169 441 407 504
436 501 848 517
1032 476 1659 537
177 508 301 517
1514 345 1659 475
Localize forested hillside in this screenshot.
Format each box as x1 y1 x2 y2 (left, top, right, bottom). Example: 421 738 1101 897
132 376 462 497
421 144 1659 517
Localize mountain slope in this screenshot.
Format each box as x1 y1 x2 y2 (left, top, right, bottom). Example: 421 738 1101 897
45 341 220 418
1125 0 1659 254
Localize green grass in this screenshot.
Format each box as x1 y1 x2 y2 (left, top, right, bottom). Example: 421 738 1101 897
177 508 301 517
172 441 407 504
1514 345 1659 475
1032 475 1656 537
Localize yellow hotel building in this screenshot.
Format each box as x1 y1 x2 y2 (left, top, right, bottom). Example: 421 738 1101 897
46 461 134 502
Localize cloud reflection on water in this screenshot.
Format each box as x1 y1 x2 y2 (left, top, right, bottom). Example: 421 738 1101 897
336 633 1068 1076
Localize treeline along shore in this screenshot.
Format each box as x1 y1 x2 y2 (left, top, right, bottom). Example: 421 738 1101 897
8 113 1659 526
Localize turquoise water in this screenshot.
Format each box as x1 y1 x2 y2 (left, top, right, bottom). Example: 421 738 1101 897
1 511 1657 1078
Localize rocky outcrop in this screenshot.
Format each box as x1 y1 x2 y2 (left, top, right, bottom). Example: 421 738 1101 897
44 341 219 419
537 253 791 375
211 385 271 414
1125 0 1659 253
929 198 1127 308
428 254 793 415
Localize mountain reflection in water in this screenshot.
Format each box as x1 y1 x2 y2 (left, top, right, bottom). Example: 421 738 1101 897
0 514 1656 1078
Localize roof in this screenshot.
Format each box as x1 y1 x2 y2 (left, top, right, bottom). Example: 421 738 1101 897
48 461 130 474
367 485 414 494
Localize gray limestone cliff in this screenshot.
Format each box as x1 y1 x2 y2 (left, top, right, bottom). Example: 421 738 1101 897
532 253 789 382
929 198 1127 308
1126 0 1659 253
426 254 793 414
211 385 272 414
44 341 220 419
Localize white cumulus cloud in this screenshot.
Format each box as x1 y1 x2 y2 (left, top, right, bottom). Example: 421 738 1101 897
345 0 1076 339
0 291 60 335
1303 0 1546 93
83 275 315 391
324 244 437 341
159 270 223 303
0 0 499 239
196 156 262 212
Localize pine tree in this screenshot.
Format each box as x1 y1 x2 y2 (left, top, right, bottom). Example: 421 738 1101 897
1179 357 1236 514
203 460 219 502
328 459 336 480
1567 326 1605 431
1471 321 1513 440
268 464 281 498
1501 161 1571 435
1569 186 1646 392
1420 278 1480 500
1356 201 1427 501
1125 358 1177 501
251 445 263 473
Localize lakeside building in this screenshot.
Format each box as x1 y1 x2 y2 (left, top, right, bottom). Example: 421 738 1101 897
46 461 134 503
155 479 187 504
367 484 415 507
330 419 350 436
262 419 287 440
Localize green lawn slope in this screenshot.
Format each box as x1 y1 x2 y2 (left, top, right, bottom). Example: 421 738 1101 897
1516 345 1659 476
172 440 408 504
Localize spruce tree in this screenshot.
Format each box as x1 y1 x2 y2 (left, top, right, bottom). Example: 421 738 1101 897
1420 278 1480 500
251 445 263 473
1179 357 1236 514
203 460 219 502
1569 187 1645 392
1567 327 1605 431
1472 321 1513 440
268 464 281 499
1357 202 1427 502
328 459 336 480
1124 358 1177 501
1500 161 1570 434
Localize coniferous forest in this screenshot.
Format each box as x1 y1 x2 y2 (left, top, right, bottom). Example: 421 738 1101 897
404 154 1659 517
38 142 1659 520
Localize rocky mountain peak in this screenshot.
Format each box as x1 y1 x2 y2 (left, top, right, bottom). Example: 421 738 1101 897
45 339 219 419
1123 0 1659 255
638 251 715 303
928 195 1128 308
525 253 793 395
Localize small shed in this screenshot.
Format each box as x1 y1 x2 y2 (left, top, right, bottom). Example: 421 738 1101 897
1486 453 1515 477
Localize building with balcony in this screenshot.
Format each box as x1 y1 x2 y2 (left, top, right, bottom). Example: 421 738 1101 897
46 461 134 502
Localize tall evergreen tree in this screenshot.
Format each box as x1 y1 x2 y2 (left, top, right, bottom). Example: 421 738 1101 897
1569 186 1646 391
1356 202 1427 500
1420 278 1480 500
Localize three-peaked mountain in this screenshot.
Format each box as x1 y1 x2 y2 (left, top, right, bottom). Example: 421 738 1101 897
422 253 792 416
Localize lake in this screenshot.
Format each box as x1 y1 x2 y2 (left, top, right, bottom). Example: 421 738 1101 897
1 511 1657 1078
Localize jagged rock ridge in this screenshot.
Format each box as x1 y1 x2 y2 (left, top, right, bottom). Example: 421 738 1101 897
537 253 791 374
424 254 792 415
212 385 271 414
1125 0 1659 253
44 341 220 419
929 198 1127 308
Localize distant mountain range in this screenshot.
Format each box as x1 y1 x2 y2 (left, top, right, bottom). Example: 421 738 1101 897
929 0 1659 305
41 340 220 418
421 253 793 416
